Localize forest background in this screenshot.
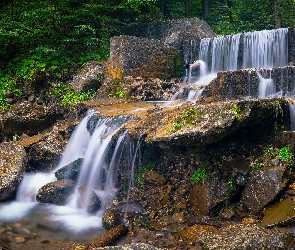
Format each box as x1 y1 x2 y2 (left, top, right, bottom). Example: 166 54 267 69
0 0 294 109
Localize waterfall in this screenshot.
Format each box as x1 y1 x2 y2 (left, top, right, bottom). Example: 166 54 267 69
257 72 276 98
187 88 204 102
0 110 138 233
290 103 295 131
186 28 289 85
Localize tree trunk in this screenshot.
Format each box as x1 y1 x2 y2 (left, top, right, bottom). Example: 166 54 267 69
274 1 282 28
185 0 189 17
159 0 165 17
202 0 209 20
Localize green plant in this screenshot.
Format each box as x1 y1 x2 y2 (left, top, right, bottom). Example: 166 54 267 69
0 75 22 109
102 217 112 230
172 107 202 132
61 90 96 106
191 166 209 183
232 104 242 120
278 146 294 165
115 90 125 98
135 164 153 188
228 178 234 188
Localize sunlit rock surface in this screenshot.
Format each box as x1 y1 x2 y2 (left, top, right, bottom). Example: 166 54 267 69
261 198 295 227
0 142 26 201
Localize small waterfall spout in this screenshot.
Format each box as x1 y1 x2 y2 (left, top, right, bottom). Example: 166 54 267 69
257 72 276 98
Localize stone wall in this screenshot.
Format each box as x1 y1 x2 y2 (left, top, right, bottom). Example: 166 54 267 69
289 28 295 64
202 66 295 99
107 18 215 79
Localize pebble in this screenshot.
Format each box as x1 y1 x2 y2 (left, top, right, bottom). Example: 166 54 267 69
14 236 26 244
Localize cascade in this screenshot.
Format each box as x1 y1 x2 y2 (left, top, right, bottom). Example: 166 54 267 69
290 103 295 131
257 71 276 98
186 28 289 85
0 110 138 236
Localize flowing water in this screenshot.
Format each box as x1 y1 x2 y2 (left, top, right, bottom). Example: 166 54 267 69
290 103 295 131
0 110 137 242
186 28 289 85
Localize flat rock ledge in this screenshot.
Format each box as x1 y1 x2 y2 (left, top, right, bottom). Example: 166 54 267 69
90 243 161 250
0 141 26 201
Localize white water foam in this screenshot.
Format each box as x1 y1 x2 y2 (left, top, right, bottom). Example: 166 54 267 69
186 28 289 87
0 110 133 233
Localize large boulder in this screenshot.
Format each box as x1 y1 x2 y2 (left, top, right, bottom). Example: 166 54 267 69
241 165 288 215
78 185 101 214
106 18 215 81
54 158 83 181
0 101 61 136
0 141 27 201
69 61 103 92
36 179 75 205
126 98 288 147
189 171 235 216
20 121 78 172
199 223 295 249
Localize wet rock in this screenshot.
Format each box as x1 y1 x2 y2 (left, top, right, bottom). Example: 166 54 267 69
24 121 76 172
14 236 26 244
36 179 75 205
69 61 103 92
200 223 295 250
86 114 100 135
261 198 295 227
78 185 101 213
241 165 288 215
126 99 288 147
0 141 27 201
90 243 162 250
0 101 59 136
142 170 167 186
85 224 128 249
38 213 60 230
102 211 117 229
189 172 234 216
174 224 218 243
54 158 83 181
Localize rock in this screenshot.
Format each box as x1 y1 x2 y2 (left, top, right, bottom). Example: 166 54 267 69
4 90 14 98
38 213 61 230
0 141 27 201
199 223 295 250
108 18 215 80
241 165 288 215
54 158 83 181
23 121 77 172
36 179 75 205
142 170 167 186
78 185 101 213
90 243 162 250
14 236 26 244
102 211 117 229
126 99 288 147
189 172 234 216
261 198 295 227
0 101 88 138
174 224 218 243
0 101 58 136
69 61 103 92
85 224 128 249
